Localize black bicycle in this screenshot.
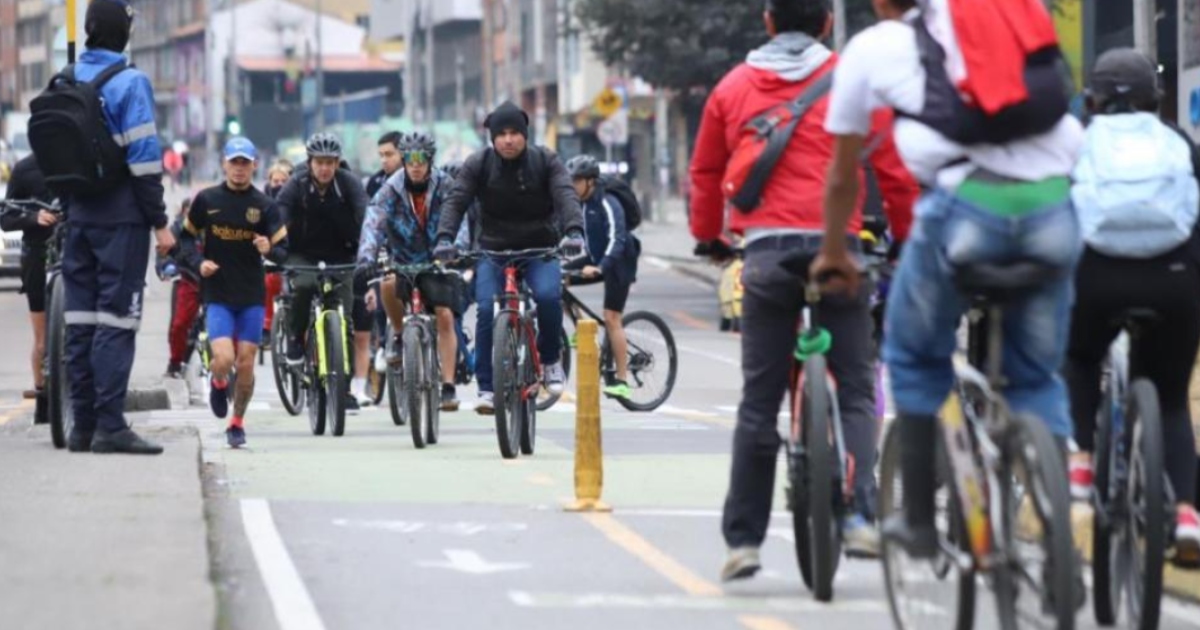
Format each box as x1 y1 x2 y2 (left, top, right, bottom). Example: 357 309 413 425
267 266 305 416
282 262 357 437
549 269 678 412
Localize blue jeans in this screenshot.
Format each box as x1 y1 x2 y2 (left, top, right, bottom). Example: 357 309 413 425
882 188 1081 437
474 256 563 393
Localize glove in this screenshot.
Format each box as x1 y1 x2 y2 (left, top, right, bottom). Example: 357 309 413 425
162 262 178 278
560 231 585 259
433 239 457 263
694 239 734 263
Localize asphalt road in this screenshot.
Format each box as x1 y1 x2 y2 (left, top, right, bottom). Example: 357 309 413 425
193 260 1200 630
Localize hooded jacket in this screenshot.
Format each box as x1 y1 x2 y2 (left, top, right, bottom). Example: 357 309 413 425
689 32 917 243
358 169 449 266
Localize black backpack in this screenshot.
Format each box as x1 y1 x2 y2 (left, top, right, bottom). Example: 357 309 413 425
598 175 642 231
28 62 132 197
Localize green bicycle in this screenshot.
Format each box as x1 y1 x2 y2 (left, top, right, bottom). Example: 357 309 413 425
284 262 356 437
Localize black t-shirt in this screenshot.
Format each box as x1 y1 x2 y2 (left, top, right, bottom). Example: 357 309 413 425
183 183 287 306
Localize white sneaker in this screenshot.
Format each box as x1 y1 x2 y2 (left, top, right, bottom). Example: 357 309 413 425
544 361 566 396
355 390 373 407
720 546 761 582
476 391 495 415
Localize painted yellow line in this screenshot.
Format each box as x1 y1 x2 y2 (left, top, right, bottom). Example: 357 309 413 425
739 615 800 630
671 310 713 332
583 512 722 596
0 399 36 426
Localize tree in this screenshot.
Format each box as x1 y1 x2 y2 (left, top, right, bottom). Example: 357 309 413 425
575 0 765 96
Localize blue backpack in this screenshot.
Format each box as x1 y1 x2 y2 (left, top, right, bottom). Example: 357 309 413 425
1072 112 1199 258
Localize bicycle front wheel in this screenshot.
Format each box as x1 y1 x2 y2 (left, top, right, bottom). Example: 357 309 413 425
423 321 441 446
324 311 347 437
386 332 407 426
306 321 326 436
403 323 427 449
46 274 71 449
603 311 678 412
493 312 522 459
271 304 304 416
995 413 1076 630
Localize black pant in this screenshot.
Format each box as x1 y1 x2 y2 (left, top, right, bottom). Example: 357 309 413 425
285 253 356 366
722 236 878 548
1064 248 1200 504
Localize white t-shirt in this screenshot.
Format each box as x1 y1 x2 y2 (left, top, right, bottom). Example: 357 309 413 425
823 8 1084 190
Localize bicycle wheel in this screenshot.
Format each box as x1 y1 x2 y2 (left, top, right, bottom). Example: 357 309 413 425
520 323 537 455
271 305 304 416
994 413 1076 630
46 275 70 449
799 353 840 602
423 321 441 446
306 322 327 436
786 363 816 589
403 323 427 448
324 311 347 437
1115 379 1166 630
878 420 976 630
385 331 407 426
493 312 522 459
536 327 571 411
602 311 678 412
1092 368 1119 626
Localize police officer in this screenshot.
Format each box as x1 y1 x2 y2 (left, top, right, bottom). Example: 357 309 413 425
60 0 174 455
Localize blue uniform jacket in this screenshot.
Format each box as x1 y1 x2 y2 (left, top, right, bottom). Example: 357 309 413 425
582 188 637 279
358 169 449 267
68 48 166 228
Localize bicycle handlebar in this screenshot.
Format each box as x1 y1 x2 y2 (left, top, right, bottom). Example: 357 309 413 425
1 199 63 215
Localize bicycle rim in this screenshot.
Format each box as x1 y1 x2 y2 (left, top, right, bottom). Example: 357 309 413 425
610 312 678 412
1119 379 1166 630
802 353 839 601
997 414 1075 630
271 308 303 416
492 314 520 459
403 324 426 449
879 423 975 630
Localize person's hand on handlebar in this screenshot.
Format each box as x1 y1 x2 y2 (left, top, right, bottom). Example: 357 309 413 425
559 231 586 259
37 210 58 227
433 239 457 263
582 265 602 279
693 238 735 264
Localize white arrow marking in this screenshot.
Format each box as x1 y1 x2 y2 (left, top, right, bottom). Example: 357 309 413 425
417 549 530 574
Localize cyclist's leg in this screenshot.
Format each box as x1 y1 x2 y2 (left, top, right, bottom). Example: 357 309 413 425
722 243 803 552
822 277 879 521
24 247 47 390
525 257 564 365
284 254 317 344
351 285 372 399
602 266 632 383
474 257 504 394
418 274 459 386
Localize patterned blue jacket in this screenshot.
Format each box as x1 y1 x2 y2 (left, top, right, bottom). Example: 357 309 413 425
358 169 449 267
67 48 167 228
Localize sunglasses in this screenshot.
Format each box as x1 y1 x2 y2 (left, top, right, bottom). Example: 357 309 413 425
403 150 431 165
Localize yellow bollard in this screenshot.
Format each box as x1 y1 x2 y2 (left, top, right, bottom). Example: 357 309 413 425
564 319 612 512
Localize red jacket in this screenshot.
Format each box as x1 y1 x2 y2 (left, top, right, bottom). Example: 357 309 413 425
689 56 918 243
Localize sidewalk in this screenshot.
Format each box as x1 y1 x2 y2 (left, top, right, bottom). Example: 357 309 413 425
638 198 724 287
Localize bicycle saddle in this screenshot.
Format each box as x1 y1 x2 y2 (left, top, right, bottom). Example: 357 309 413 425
1111 307 1160 330
952 261 1063 304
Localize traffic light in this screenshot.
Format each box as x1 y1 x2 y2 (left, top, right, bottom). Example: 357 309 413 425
225 114 241 136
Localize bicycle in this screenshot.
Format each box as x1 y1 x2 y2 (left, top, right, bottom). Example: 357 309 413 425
282 262 356 437
2 199 69 448
878 261 1077 630
1091 311 1172 630
267 267 304 416
548 269 678 412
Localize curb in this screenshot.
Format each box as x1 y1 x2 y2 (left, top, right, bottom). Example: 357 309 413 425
645 254 721 287
125 387 171 412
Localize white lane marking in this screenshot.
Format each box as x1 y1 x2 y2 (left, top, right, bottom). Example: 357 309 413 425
240 499 327 630
417 549 530 574
676 343 741 368
331 519 528 536
643 256 672 270
508 590 886 612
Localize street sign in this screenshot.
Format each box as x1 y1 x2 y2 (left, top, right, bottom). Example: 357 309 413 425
597 109 628 147
593 88 622 118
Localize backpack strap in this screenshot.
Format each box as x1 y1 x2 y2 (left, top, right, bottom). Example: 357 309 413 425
89 61 131 90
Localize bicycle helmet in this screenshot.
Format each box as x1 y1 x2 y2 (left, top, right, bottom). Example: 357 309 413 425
400 131 437 161
305 132 343 159
565 155 601 180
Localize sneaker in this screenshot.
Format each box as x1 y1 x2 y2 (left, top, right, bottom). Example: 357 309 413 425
881 513 938 559
346 395 361 413
91 429 164 455
603 380 632 400
165 362 184 379
285 337 305 365
544 361 566 396
226 425 247 448
720 546 761 582
1069 459 1093 503
210 379 229 419
67 428 95 453
441 384 459 411
842 513 882 559
568 332 578 348
354 389 373 408
475 391 495 415
1174 505 1200 567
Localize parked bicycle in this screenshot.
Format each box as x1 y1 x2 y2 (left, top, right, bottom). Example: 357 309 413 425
878 261 1077 630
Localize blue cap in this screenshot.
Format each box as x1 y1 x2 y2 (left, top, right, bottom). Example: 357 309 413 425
223 136 258 161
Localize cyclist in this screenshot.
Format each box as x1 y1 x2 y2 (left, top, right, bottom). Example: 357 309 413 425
690 0 918 577
1063 48 1200 563
358 131 463 410
262 159 293 344
158 198 202 378
366 131 403 199
2 155 57 402
264 160 293 199
563 155 640 400
177 137 288 447
276 134 368 399
814 0 1084 558
434 101 585 413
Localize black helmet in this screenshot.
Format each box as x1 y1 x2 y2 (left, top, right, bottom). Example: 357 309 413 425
440 161 462 180
1089 48 1161 113
400 131 437 161
565 155 601 180
306 132 343 159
